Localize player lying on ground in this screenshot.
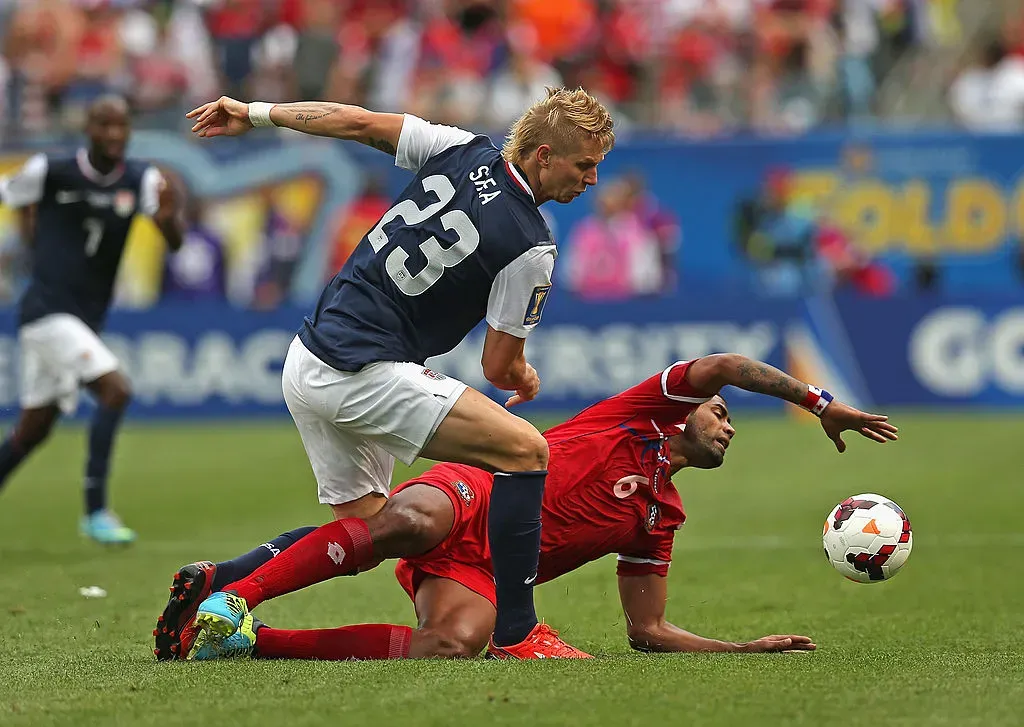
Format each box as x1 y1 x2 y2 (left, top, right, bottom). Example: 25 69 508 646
0 96 183 544
185 89 614 657
154 354 897 660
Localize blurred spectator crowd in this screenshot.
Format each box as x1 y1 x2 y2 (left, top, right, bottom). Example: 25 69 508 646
0 0 964 140
949 14 1024 131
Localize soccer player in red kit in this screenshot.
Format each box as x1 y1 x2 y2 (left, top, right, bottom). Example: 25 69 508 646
161 354 897 661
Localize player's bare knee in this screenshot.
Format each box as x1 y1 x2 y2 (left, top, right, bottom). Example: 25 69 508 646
502 426 549 472
415 628 482 659
17 416 55 449
16 407 59 449
369 497 447 558
104 378 132 410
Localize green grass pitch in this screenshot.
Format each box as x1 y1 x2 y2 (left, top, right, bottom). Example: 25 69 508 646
0 413 1022 726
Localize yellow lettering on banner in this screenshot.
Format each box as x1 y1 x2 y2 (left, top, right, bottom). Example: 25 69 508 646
898 180 936 254
837 181 893 252
792 171 840 208
944 179 1005 252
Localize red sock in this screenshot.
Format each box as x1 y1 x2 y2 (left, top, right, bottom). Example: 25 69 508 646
224 518 374 608
256 624 412 660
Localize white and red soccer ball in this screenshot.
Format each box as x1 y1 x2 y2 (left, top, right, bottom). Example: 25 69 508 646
822 493 913 583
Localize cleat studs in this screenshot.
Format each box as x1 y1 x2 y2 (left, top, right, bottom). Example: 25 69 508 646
184 582 192 590
169 630 176 638
158 615 164 622
170 644 178 653
152 629 158 636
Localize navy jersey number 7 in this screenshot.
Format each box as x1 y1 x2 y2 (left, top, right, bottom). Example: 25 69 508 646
299 115 556 372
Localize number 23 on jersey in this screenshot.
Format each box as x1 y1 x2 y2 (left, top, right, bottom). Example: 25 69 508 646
367 174 480 296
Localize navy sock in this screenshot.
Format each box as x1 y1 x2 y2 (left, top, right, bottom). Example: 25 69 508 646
0 435 28 492
85 406 125 515
488 470 547 646
212 526 318 591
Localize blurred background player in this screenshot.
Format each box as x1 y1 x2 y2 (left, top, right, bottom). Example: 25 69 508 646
155 354 896 661
184 88 614 658
0 96 183 544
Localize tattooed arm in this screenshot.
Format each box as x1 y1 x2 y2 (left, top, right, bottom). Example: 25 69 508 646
685 353 809 405
186 96 403 156
684 353 899 452
268 103 403 155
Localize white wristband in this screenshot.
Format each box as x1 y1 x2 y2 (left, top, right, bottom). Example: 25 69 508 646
248 102 277 128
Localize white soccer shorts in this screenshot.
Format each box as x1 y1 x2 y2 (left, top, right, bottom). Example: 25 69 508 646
282 335 468 505
18 313 120 414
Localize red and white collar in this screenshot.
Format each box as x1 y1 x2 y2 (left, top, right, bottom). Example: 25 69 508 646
504 160 535 202
77 149 125 187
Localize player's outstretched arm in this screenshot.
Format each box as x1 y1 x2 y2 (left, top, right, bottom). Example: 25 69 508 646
186 96 404 155
685 353 899 452
618 573 816 654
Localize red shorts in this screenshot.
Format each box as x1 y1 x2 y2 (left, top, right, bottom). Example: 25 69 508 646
393 463 497 608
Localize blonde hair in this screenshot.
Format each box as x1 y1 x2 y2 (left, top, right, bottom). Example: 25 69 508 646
502 87 615 163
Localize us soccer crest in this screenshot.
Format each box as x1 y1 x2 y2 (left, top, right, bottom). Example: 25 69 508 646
113 189 136 218
453 480 474 504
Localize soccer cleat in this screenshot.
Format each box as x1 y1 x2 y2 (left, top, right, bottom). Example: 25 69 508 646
188 613 261 661
153 561 217 661
486 623 593 660
80 510 136 545
190 590 249 649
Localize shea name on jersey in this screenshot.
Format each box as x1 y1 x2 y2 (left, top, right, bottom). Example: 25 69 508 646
469 165 502 206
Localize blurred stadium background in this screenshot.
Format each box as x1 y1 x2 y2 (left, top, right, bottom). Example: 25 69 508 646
3 0 1024 419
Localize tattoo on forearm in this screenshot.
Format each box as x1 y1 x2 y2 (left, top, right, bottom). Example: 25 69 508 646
735 360 807 403
293 108 340 126
366 137 397 156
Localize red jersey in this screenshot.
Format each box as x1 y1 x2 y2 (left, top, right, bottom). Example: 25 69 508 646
394 361 712 605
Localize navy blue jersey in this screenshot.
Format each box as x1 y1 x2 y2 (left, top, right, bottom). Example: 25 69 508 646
299 115 556 371
0 150 162 331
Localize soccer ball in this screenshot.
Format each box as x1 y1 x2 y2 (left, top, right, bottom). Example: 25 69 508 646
822 493 912 583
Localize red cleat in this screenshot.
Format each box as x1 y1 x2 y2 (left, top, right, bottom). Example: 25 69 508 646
486 623 593 660
154 561 217 661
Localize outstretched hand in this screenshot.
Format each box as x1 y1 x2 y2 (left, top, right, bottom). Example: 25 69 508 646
187 96 253 138
743 634 816 653
820 400 899 453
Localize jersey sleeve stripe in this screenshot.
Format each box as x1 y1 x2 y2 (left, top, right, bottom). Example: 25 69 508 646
617 555 671 566
661 361 713 403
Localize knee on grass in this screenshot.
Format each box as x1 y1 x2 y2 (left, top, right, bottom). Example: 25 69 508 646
412 627 486 659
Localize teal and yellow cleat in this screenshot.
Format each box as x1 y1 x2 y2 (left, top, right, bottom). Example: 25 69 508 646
191 590 249 647
80 510 136 545
188 613 261 661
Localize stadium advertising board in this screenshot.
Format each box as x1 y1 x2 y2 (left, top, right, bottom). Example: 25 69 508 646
2 295 1024 418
